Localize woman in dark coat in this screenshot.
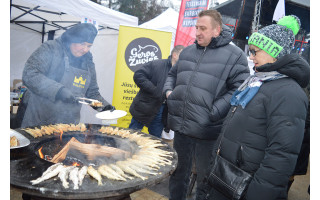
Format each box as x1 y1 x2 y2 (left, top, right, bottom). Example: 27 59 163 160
198 15 309 200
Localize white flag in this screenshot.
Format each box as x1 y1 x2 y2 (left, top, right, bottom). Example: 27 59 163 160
273 0 285 22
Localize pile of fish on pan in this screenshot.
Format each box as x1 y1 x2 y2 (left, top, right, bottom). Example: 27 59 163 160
30 127 174 189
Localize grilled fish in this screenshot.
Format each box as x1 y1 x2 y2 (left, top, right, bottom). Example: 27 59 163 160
137 152 172 165
131 155 165 166
125 158 159 170
69 167 79 189
30 163 64 185
116 161 147 180
126 163 158 175
98 165 126 181
58 166 75 189
87 166 102 185
78 166 88 186
109 164 134 180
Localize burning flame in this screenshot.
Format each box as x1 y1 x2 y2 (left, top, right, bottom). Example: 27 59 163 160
72 162 80 167
60 129 64 141
38 146 44 159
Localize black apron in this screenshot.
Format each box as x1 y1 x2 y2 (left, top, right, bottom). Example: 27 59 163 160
21 54 91 127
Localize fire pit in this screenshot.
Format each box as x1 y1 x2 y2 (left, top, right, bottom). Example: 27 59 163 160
10 124 177 200
36 134 134 166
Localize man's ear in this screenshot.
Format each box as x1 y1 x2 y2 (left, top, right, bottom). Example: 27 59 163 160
173 52 178 59
213 25 221 37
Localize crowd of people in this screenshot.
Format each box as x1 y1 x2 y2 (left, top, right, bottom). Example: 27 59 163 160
14 9 310 200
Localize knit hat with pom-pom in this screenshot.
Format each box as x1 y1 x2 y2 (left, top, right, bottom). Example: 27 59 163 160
61 23 98 45
248 15 300 58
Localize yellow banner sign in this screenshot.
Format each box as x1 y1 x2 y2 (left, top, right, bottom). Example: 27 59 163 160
112 25 172 130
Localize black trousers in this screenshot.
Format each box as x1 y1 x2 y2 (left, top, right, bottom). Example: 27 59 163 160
169 132 216 200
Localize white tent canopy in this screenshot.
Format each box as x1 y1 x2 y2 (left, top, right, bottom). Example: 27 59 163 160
11 0 138 33
11 0 138 124
139 8 179 51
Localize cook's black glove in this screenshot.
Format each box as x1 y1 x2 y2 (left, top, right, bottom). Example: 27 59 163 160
91 104 116 112
55 88 76 103
102 105 116 112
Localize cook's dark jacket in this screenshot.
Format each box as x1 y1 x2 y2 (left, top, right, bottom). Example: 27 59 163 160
129 57 172 125
163 25 249 140
209 54 310 200
21 37 109 127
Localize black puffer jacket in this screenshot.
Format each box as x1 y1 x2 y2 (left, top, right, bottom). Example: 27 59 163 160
212 54 309 200
129 57 172 125
163 25 249 139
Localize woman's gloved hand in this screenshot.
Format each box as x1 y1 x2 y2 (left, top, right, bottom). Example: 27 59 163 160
55 88 76 103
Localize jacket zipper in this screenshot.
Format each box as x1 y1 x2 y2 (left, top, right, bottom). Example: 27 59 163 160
219 106 247 170
231 106 237 116
230 106 245 167
217 106 237 155
181 47 207 129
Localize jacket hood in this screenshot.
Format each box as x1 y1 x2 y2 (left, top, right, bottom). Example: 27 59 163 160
257 53 310 88
195 24 233 49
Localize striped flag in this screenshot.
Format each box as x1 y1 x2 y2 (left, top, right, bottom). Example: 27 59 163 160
174 0 210 46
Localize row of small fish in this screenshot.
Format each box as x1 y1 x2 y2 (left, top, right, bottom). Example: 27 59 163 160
30 128 174 188
81 161 151 184
96 127 175 180
22 123 87 138
87 153 171 184
30 158 161 188
30 163 88 189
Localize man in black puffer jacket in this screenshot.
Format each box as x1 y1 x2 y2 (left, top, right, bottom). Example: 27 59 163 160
129 45 184 138
163 10 249 200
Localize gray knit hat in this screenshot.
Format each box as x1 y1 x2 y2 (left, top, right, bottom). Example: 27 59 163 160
61 23 98 45
248 15 301 58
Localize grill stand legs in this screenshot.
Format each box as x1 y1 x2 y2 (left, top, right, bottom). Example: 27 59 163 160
22 193 31 200
187 156 197 197
21 193 131 200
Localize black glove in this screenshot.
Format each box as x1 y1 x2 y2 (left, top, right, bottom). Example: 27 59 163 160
102 105 116 112
163 127 170 133
55 88 76 103
91 104 116 112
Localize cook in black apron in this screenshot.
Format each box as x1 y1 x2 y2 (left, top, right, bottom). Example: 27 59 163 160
21 54 91 127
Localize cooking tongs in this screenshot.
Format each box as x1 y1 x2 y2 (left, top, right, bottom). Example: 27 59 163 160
76 97 101 105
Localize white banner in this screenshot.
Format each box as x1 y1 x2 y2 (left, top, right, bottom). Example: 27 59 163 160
272 0 285 22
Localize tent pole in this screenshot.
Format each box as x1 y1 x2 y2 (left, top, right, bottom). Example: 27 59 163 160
42 22 45 43
10 0 12 17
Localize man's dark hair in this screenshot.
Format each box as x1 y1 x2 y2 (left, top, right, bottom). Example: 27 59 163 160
171 45 185 55
198 9 222 29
